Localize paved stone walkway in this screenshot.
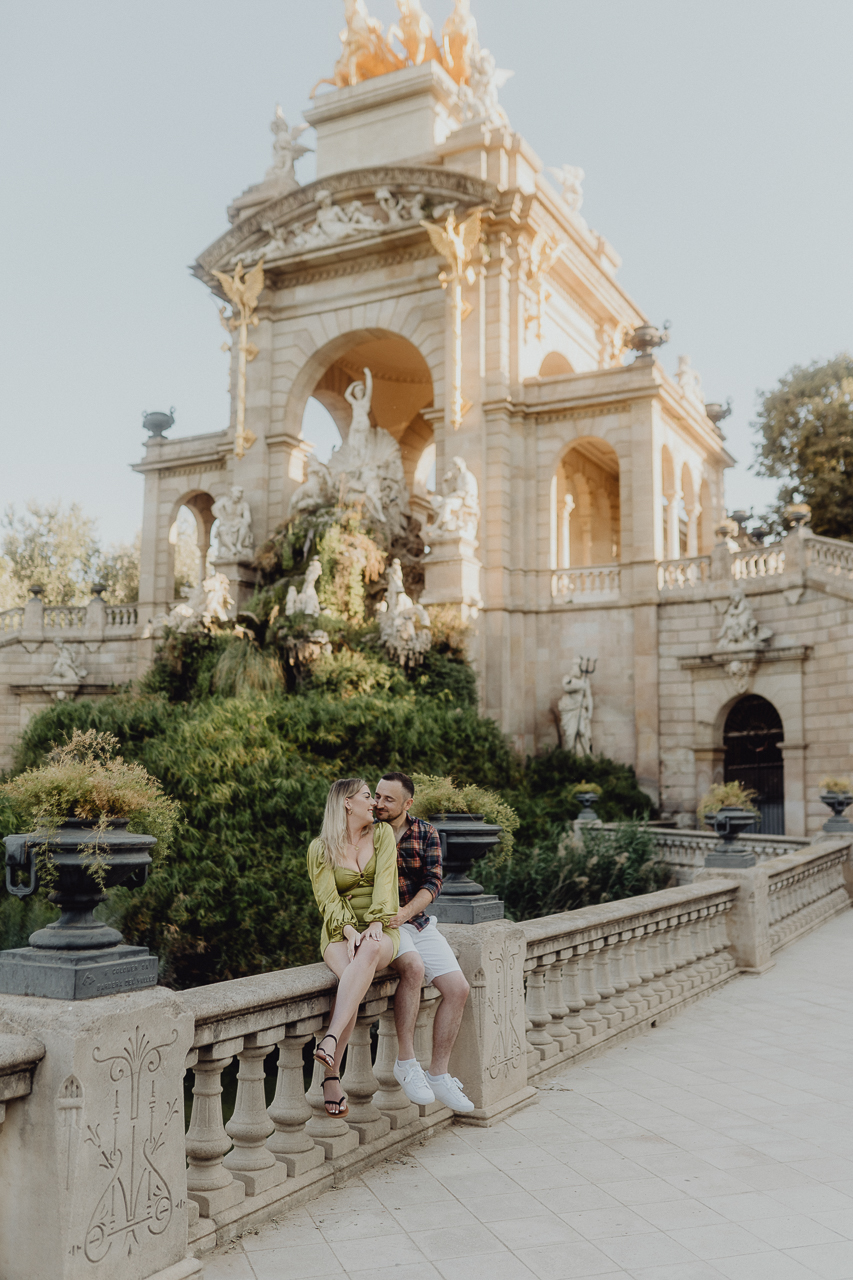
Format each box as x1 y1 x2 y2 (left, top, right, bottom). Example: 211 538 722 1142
204 910 853 1280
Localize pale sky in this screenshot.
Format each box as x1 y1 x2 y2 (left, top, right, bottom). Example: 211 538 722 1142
3 0 852 546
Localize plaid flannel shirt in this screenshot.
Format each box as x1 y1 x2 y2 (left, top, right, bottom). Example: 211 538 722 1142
396 816 443 931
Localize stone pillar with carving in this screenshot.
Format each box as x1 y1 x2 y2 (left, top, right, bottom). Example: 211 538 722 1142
441 920 536 1124
0 988 199 1280
420 454 483 621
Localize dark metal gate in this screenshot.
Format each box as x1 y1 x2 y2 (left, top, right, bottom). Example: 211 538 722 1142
723 694 785 834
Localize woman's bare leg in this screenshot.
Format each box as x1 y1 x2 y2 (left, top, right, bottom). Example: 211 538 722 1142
321 935 395 1068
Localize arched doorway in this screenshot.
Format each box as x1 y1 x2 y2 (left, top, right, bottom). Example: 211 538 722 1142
551 437 620 568
723 695 785 834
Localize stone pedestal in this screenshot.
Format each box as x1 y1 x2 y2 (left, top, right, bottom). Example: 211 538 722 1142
432 894 504 925
695 865 774 974
441 920 536 1125
0 944 157 1000
0 988 199 1280
420 536 482 619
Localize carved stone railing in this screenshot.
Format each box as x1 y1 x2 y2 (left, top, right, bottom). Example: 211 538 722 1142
731 545 786 579
657 556 711 591
766 843 850 953
519 880 739 1082
551 565 620 602
804 533 853 580
0 607 24 635
0 594 140 649
42 604 88 630
647 826 808 884
177 961 454 1253
0 1032 45 1130
105 604 138 628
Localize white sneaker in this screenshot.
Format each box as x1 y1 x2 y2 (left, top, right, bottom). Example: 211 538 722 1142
393 1059 435 1106
426 1072 475 1113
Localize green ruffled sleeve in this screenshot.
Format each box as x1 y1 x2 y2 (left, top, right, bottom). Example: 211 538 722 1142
307 838 358 946
363 822 401 926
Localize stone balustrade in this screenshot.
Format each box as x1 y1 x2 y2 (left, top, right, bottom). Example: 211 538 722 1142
804 533 853 580
0 837 849 1280
657 555 712 591
0 607 24 635
551 565 621 602
731 544 786 579
645 825 808 883
0 594 139 649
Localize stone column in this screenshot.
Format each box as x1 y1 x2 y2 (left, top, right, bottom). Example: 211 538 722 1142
420 535 483 621
441 920 536 1125
223 1040 288 1195
373 1008 419 1130
0 988 201 1280
695 868 774 974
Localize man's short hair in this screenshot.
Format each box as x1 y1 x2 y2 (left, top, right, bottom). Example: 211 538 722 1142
379 771 414 799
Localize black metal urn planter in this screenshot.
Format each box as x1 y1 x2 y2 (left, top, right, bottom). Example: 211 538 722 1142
574 791 601 825
819 790 853 835
428 812 505 924
702 805 758 868
1 820 159 999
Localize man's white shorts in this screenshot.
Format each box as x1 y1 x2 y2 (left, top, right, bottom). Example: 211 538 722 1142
395 915 462 984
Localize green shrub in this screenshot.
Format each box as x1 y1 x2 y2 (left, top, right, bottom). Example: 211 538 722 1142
409 773 519 864
506 749 654 847
408 651 477 707
478 820 670 921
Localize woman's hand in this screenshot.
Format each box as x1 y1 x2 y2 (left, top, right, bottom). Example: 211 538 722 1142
343 924 359 962
359 922 384 946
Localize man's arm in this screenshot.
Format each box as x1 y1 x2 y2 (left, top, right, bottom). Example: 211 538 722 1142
388 823 443 929
388 887 433 929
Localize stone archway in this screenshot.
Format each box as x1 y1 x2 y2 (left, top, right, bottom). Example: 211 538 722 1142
723 694 785 834
551 437 620 567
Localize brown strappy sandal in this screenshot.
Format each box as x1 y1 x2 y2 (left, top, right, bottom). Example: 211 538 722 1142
322 1075 349 1118
313 1032 337 1069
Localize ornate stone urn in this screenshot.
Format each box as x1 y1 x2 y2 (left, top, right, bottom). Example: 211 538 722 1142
819 791 853 835
702 805 758 868
428 812 504 925
1 819 158 999
142 407 175 437
575 791 601 825
624 321 670 361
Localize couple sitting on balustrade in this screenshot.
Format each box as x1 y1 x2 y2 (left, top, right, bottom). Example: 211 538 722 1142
306 773 473 1119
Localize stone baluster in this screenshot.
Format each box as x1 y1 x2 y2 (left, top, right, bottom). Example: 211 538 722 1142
415 989 448 1117
224 1035 289 1195
526 957 558 1060
305 1028 360 1158
562 947 593 1047
594 938 623 1028
579 939 607 1035
609 933 635 1021
341 1004 392 1143
373 1006 419 1129
266 1023 326 1176
658 919 683 999
545 957 573 1051
711 904 735 974
185 1042 246 1218
622 929 648 1017
690 909 714 985
633 927 660 1010
522 960 543 1071
647 923 671 1005
671 914 694 990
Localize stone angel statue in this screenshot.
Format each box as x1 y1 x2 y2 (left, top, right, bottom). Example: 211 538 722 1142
420 209 482 284
265 105 312 192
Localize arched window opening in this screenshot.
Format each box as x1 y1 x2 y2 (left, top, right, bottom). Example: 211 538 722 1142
539 352 574 378
553 438 620 567
661 445 676 559
724 695 785 834
699 478 713 554
301 396 341 464
169 505 207 598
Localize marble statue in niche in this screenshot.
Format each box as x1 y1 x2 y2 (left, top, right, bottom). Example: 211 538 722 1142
427 456 480 543
717 586 773 650
559 657 595 757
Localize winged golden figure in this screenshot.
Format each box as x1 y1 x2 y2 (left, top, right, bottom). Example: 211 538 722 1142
212 259 266 326
420 210 482 283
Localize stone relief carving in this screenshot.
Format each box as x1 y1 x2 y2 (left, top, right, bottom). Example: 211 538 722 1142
558 657 596 757
286 557 323 618
676 354 704 405
212 485 254 560
45 640 88 686
427 456 480 543
56 1075 84 1193
522 230 565 341
717 587 773 651
379 556 431 666
264 105 311 194
84 1026 179 1264
547 164 585 215
375 186 426 225
484 935 524 1081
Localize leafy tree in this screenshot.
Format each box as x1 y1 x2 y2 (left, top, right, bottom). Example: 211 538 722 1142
0 503 142 606
753 354 853 540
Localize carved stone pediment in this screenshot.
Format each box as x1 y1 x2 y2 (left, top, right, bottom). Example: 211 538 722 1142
193 166 496 291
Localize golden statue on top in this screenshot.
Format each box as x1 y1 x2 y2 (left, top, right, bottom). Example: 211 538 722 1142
311 0 480 95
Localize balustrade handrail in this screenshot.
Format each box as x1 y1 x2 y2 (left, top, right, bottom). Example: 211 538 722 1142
551 564 621 600
657 555 711 590
0 607 24 632
179 961 341 1049
765 838 850 887
731 544 786 579
804 534 853 577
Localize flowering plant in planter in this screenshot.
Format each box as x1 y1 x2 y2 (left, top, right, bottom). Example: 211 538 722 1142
696 781 758 825
409 773 519 865
1 729 181 889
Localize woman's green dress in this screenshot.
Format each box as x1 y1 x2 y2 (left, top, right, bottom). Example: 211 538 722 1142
307 821 400 959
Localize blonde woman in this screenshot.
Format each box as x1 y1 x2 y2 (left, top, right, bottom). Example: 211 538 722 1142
307 778 400 1117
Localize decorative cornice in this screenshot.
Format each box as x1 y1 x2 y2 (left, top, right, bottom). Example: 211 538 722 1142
267 242 438 293
680 644 811 670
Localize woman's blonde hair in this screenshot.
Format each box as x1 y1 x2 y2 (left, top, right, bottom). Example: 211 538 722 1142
319 777 370 867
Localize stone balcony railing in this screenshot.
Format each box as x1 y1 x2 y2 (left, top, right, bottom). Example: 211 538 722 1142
0 593 138 648
645 825 809 883
0 837 849 1280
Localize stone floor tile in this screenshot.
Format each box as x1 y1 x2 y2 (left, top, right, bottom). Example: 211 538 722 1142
506 1162 598 1192
247 1242 344 1280
408 1222 510 1261
716 1163 812 1192
692 1146 768 1171
327 1233 428 1271
785 1241 853 1279
628 1264 727 1280
713 1252 825 1279
417 1151 496 1177
561 1205 658 1240
811 1209 853 1240
515 1240 628 1279
310 1205 406 1243
594 1231 698 1269
364 1266 443 1280
433 1252 536 1280
745 1214 844 1249
633 1199 726 1231
789 1158 853 1183
201 1251 258 1280
767 1185 853 1214
530 1182 622 1213
304 1183 378 1215
434 1169 520 1201
241 1216 325 1250
386 1198 480 1233
599 1177 690 1206
489 1213 583 1249
453 1189 543 1222
665 1223 769 1259
699 1191 792 1222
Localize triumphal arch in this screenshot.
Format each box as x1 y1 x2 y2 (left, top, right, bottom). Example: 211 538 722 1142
4 1 853 836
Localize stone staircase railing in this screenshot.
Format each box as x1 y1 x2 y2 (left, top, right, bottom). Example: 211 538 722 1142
0 837 849 1280
646 825 808 883
0 593 139 648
